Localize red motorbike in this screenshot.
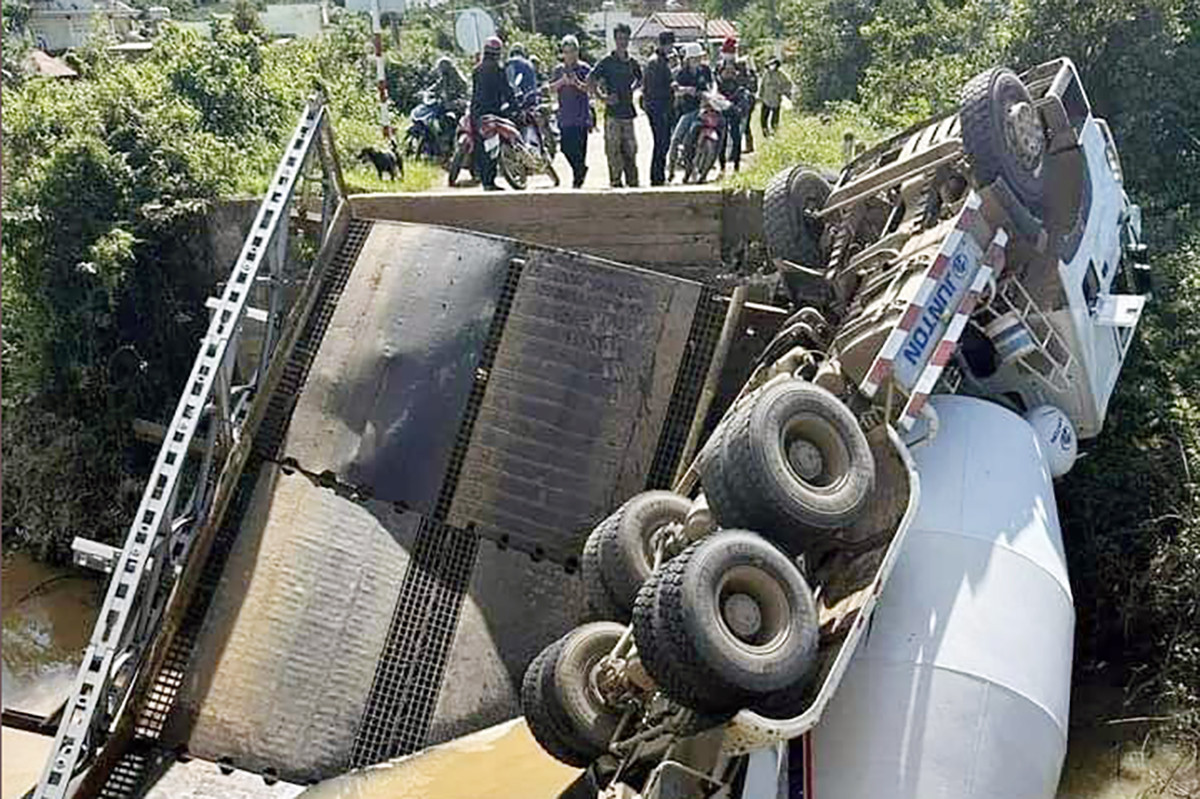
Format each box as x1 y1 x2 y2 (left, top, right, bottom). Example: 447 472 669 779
448 109 559 190
447 114 477 186
685 90 731 184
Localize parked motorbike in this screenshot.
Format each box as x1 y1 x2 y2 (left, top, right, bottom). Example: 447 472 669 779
685 91 732 184
447 113 477 186
482 110 560 190
405 90 458 160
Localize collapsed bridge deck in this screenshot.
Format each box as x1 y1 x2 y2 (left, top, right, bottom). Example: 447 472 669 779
144 218 729 786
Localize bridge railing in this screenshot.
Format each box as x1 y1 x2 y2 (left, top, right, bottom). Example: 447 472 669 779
35 93 347 799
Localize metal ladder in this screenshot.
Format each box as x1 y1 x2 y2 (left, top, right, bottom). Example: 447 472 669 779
34 94 343 799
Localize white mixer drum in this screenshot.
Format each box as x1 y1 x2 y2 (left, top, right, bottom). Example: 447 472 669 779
812 395 1074 799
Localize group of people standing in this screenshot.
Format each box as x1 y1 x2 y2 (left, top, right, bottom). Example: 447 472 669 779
554 27 794 189
463 27 794 190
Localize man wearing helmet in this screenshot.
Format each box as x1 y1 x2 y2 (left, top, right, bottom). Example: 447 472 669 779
471 36 516 190
668 41 712 182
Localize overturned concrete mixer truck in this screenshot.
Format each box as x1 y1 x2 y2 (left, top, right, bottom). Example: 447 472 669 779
520 57 1150 799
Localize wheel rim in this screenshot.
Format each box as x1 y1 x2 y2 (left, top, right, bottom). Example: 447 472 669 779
780 412 851 493
715 565 791 654
1004 100 1044 171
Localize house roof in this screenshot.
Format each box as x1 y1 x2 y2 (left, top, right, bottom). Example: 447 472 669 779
23 49 78 78
632 12 738 40
29 0 139 17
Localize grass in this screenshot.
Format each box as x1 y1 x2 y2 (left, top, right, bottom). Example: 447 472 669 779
343 158 444 194
725 104 892 191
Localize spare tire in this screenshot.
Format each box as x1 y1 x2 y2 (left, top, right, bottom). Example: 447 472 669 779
632 531 819 714
960 67 1045 213
522 622 626 766
764 166 832 268
697 379 874 541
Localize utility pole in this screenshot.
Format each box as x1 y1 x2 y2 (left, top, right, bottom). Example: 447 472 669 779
527 0 536 35
370 0 392 143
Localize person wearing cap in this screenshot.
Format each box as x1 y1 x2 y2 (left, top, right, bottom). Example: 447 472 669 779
471 35 516 190
759 57 793 137
589 22 643 188
668 41 712 182
641 30 676 186
550 35 592 188
716 58 745 173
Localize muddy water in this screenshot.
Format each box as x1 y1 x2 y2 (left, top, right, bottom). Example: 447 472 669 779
2 550 101 716
299 719 579 799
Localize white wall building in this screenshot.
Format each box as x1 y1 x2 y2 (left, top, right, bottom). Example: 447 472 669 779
27 0 138 53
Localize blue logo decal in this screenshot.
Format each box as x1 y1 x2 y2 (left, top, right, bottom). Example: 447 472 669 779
952 252 970 277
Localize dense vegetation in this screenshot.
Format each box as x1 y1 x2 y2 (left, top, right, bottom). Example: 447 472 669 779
729 0 1200 742
0 8 503 561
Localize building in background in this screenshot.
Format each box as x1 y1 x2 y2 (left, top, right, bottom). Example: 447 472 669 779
630 11 738 55
27 0 138 53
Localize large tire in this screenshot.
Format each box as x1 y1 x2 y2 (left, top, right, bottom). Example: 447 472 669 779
763 167 831 268
447 146 467 187
522 638 593 766
595 491 692 616
580 520 627 622
499 143 527 190
697 380 874 541
632 531 819 714
522 623 626 766
960 67 1045 213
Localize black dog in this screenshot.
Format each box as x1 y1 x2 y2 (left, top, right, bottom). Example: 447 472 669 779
358 143 403 181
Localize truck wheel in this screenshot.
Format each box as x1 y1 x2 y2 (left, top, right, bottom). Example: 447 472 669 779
764 167 831 268
698 380 874 539
596 491 692 616
961 67 1045 212
632 531 819 713
522 638 594 766
522 623 626 765
581 521 628 622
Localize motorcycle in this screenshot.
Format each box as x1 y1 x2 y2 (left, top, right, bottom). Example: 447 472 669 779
481 108 560 190
404 90 458 160
684 90 732 184
447 113 477 187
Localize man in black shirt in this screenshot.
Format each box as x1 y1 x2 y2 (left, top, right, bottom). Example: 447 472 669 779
471 35 515 191
589 22 643 188
641 31 675 186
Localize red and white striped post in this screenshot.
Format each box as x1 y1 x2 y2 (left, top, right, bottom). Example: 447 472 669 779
370 0 392 142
